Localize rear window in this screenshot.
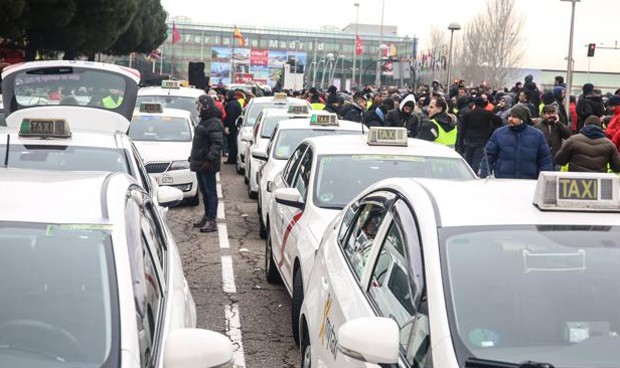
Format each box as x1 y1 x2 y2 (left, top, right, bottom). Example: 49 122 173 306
135 96 199 121
129 116 191 142
273 129 360 159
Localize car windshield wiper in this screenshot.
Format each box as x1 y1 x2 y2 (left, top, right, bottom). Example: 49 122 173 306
465 357 555 368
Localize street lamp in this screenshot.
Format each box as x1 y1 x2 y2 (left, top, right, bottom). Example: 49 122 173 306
352 3 360 88
561 0 580 119
374 0 386 87
446 22 461 89
321 53 335 90
329 55 345 87
375 44 389 88
312 59 324 88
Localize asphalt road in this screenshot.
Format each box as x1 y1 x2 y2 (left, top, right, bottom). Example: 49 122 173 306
166 161 300 368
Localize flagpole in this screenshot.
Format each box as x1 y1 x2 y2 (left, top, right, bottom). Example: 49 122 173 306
231 26 236 84
160 47 164 75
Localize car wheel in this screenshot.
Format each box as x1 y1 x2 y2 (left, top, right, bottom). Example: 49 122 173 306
248 188 258 200
292 267 303 345
244 162 250 184
259 214 267 239
236 162 244 175
265 231 282 284
300 326 311 368
186 192 200 206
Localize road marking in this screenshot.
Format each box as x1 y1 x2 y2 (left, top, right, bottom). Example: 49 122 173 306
217 183 223 199
225 303 246 368
221 255 236 293
218 223 230 248
216 172 220 182
217 201 226 220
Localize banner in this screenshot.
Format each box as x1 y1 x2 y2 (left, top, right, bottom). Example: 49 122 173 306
250 49 269 66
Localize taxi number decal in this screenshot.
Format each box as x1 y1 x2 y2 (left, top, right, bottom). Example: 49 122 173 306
319 293 338 359
558 178 598 200
377 129 396 140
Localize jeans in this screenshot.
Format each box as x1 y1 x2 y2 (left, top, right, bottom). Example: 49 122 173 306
197 171 218 220
463 139 486 174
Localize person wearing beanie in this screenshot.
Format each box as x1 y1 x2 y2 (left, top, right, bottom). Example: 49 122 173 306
458 97 503 172
534 104 572 165
323 93 342 116
385 94 422 137
363 97 394 127
576 83 605 131
555 115 620 173
479 105 553 179
190 95 225 232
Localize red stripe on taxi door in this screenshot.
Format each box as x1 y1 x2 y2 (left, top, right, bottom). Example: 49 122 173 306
278 211 304 268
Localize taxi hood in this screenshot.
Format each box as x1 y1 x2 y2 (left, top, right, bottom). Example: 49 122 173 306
306 207 340 245
5 106 130 133
1 61 140 122
133 141 192 162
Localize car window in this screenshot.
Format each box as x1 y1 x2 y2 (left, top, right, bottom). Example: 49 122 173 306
342 203 388 279
141 202 167 269
129 116 192 142
282 144 306 187
130 142 152 195
293 148 313 199
136 96 199 122
338 201 360 244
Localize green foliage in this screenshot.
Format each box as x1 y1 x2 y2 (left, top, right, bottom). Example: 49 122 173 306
108 0 168 55
0 0 27 38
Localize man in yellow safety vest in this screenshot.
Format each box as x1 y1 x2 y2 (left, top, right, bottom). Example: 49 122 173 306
416 96 458 148
101 88 123 109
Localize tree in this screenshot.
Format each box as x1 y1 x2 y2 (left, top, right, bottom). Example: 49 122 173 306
457 0 524 89
21 0 78 60
108 0 167 55
0 0 27 38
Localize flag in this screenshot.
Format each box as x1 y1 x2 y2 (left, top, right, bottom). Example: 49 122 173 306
355 35 364 56
172 22 181 44
233 27 246 47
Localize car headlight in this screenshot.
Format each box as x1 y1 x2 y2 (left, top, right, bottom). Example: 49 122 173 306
169 160 190 171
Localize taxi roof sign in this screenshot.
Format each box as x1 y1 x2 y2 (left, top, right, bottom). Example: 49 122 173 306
273 93 288 102
288 105 310 115
139 102 163 114
161 80 181 89
19 119 72 139
310 113 339 126
367 127 408 146
533 172 620 212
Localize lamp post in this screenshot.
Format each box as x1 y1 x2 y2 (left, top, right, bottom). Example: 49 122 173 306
312 59 323 88
330 55 345 87
352 3 360 88
375 44 389 88
320 54 335 90
561 0 580 119
446 22 461 90
374 0 385 87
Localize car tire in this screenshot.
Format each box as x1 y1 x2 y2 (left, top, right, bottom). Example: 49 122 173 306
265 231 282 284
259 214 267 239
236 162 244 175
248 188 258 200
187 193 200 206
292 267 303 345
300 326 311 368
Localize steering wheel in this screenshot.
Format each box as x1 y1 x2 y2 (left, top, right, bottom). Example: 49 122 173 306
0 319 83 362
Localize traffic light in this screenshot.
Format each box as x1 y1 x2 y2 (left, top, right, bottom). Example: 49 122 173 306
588 43 596 57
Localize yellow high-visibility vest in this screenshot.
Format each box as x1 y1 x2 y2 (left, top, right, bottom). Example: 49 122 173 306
431 119 457 148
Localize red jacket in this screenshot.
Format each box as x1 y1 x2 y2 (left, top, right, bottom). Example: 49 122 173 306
570 102 578 132
214 100 227 121
605 106 620 150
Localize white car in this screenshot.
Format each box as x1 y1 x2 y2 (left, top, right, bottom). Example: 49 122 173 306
266 127 476 343
243 106 310 199
137 81 205 124
130 104 199 205
0 168 232 367
236 93 311 175
299 171 620 368
255 114 365 239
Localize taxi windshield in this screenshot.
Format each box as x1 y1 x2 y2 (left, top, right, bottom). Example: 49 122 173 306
314 154 474 208
441 225 620 368
135 96 199 121
0 222 118 367
272 129 359 160
0 144 130 173
0 110 5 127
129 116 191 142
246 101 307 127
261 115 301 139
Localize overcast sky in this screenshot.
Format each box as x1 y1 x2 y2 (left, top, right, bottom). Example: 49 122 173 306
162 0 620 73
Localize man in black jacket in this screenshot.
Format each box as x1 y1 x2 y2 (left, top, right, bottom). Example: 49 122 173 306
576 83 605 131
223 90 242 164
190 95 224 232
384 94 421 137
340 93 366 122
458 97 503 172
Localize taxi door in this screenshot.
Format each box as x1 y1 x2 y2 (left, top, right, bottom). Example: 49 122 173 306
273 146 313 290
310 192 395 367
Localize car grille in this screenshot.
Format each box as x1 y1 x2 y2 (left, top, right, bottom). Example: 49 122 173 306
145 162 171 173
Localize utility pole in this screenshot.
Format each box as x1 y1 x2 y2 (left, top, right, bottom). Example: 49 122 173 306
352 3 360 88
561 0 580 119
374 0 385 88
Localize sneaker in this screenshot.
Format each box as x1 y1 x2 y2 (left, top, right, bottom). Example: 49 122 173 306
199 219 217 233
193 216 207 228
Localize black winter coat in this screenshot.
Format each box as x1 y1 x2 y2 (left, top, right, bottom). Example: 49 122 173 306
457 108 503 151
340 103 364 122
190 114 224 173
224 98 242 134
576 94 605 130
384 109 421 137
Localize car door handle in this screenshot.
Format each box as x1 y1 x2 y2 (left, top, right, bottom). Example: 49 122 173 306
321 276 329 291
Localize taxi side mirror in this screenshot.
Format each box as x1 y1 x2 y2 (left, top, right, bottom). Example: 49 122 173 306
274 187 304 210
157 186 184 208
163 328 233 368
252 148 268 161
337 317 399 366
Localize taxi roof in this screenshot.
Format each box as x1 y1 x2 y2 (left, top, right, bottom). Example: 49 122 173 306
132 107 192 119
275 119 364 132
302 134 464 159
0 168 119 223
137 86 204 98
386 178 620 227
1 128 125 150
250 96 309 105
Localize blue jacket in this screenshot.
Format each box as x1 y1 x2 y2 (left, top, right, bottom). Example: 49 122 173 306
480 123 553 179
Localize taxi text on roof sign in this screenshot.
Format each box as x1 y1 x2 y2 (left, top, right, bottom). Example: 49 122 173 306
19 119 72 139
162 80 181 89
533 172 620 212
139 103 164 114
310 113 338 126
273 93 288 102
367 127 408 146
288 105 309 115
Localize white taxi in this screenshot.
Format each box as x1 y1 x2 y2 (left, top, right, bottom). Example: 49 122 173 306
300 172 620 368
266 127 476 343
130 103 199 205
244 105 310 199
137 80 205 124
255 113 365 239
0 168 232 367
236 93 311 175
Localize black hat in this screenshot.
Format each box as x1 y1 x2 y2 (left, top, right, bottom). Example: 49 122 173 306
198 94 216 113
582 83 595 95
608 95 620 107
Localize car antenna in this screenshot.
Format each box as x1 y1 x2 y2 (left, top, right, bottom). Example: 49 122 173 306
3 135 10 167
